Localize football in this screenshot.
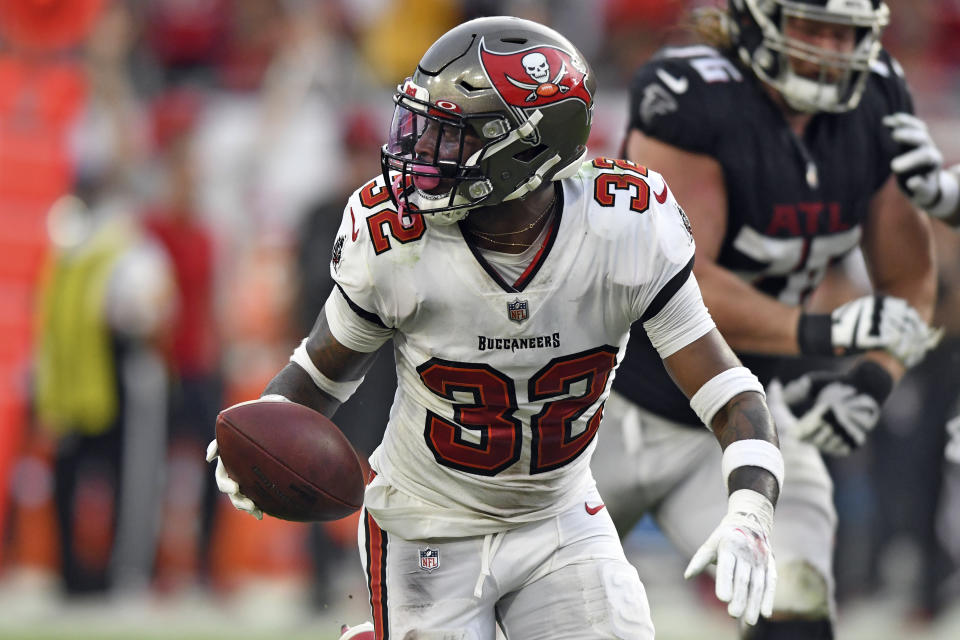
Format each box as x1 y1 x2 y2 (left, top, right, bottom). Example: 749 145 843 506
215 399 367 522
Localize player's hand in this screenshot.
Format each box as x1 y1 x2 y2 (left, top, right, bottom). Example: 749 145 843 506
884 113 960 219
778 361 894 456
685 489 776 626
206 438 263 520
822 295 939 365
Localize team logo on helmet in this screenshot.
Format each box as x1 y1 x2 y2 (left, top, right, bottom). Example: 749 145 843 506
480 41 592 110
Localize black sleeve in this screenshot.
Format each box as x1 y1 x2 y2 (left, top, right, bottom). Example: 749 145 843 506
865 49 916 192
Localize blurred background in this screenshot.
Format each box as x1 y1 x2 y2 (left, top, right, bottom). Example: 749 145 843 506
0 1 957 638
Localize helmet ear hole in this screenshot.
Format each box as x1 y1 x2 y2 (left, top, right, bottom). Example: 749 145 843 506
513 143 549 163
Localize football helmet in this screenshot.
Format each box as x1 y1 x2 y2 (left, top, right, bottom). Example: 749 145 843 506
728 0 889 113
380 16 595 224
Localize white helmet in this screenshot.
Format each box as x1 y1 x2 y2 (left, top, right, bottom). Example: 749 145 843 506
729 0 890 112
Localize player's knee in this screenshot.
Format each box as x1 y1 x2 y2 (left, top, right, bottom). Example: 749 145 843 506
771 559 832 618
599 560 655 639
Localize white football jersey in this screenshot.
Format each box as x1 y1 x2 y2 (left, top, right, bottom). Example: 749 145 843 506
325 158 704 538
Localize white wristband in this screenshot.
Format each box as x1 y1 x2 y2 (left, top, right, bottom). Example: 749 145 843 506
290 338 363 403
722 439 785 492
690 366 764 428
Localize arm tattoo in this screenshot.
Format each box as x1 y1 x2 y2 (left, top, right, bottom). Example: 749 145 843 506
712 391 781 505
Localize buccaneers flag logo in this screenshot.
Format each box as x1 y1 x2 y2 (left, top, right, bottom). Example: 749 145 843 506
480 40 592 110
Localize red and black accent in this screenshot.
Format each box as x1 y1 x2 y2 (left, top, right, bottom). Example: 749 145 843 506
417 348 619 476
418 359 523 476
366 208 426 255
480 42 593 110
592 159 651 214
460 185 563 293
363 509 389 639
592 157 647 175
528 347 618 473
359 179 393 209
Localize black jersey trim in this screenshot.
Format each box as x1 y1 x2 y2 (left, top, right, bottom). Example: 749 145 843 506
639 256 695 323
459 184 564 294
336 284 389 328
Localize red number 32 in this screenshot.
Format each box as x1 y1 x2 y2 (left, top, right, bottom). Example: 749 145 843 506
417 347 618 475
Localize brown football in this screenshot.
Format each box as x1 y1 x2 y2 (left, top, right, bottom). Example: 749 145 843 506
215 399 366 522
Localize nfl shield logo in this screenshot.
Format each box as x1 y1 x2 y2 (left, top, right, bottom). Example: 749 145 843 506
418 547 439 572
507 298 529 323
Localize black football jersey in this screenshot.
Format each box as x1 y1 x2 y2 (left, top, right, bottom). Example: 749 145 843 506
615 44 914 427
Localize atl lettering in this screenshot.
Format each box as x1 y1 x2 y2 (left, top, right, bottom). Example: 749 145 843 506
766 202 850 236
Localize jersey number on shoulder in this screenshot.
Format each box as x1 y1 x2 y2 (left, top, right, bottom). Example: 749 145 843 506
359 179 426 254
417 347 618 475
592 157 650 214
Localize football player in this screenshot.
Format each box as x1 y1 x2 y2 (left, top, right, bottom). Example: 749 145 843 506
208 16 786 640
594 1 941 639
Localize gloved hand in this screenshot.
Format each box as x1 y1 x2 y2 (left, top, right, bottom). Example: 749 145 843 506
774 361 894 456
884 113 960 219
204 394 291 520
206 439 262 520
946 415 960 465
798 294 941 366
685 489 777 626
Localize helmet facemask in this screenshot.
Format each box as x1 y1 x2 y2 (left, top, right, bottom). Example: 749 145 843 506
735 0 890 113
381 80 504 225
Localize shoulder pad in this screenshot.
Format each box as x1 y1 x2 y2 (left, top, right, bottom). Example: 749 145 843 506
627 47 745 154
864 49 914 116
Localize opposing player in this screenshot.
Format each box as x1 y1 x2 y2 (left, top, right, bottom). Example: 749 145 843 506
595 1 940 638
207 16 785 640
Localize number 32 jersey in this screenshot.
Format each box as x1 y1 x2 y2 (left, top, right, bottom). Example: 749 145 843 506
324 159 709 538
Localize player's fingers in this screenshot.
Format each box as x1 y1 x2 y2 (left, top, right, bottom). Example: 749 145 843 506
761 558 777 619
905 175 931 194
888 126 931 147
714 548 736 603
743 564 766 626
883 112 926 131
214 459 239 494
892 146 941 174
727 557 751 619
230 494 263 520
684 542 715 580
205 439 219 462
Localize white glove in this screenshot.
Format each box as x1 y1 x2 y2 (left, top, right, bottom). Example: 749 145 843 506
884 113 960 219
206 439 262 520
830 295 940 366
685 489 777 626
946 415 960 465
775 361 893 456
